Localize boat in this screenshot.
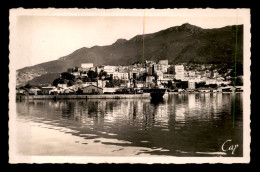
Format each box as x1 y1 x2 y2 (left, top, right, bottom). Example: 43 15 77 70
145 88 166 99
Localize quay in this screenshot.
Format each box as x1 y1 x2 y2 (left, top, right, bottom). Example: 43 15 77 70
16 93 151 100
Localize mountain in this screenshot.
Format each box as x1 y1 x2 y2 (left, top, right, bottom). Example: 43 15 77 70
16 23 243 86
28 73 61 85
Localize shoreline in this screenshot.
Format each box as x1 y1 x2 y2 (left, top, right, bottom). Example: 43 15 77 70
16 92 243 100
16 93 151 100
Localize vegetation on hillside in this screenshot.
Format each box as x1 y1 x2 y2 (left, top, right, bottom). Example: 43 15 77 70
17 23 243 85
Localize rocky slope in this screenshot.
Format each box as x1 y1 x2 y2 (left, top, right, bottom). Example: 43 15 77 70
16 23 243 86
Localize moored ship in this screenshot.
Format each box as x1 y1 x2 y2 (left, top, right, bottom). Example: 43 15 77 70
150 89 166 99
144 88 166 99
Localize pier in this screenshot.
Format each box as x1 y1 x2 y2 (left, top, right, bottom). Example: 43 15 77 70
17 93 151 100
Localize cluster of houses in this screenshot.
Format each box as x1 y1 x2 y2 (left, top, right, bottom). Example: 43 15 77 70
16 60 243 95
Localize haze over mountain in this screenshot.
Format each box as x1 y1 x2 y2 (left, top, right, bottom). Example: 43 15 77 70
17 23 243 86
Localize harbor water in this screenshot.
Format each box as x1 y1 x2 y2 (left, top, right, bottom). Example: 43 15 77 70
15 93 243 157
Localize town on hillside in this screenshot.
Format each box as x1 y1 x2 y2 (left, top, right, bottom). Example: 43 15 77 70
16 60 243 95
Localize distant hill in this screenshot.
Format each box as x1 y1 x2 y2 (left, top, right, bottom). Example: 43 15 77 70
17 23 243 86
28 73 61 86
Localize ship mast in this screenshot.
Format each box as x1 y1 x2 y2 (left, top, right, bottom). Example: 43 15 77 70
142 9 145 67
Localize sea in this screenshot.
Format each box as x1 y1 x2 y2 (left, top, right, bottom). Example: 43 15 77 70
15 93 243 157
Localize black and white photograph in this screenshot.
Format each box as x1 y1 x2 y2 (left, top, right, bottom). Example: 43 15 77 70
8 8 251 164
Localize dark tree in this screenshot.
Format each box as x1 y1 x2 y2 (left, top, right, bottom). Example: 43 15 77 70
24 83 32 89
52 78 60 87
208 84 218 88
176 82 182 89
98 70 108 78
67 68 73 73
87 70 98 79
167 81 173 88
236 76 243 86
221 83 227 87
229 76 243 86
60 72 75 80
141 73 149 81
74 67 79 72
105 80 114 88
196 82 206 88
106 74 113 81
173 79 181 82
236 63 243 76
82 77 91 82
52 78 66 87
218 67 227 75
181 81 188 89
76 88 83 95
67 80 75 87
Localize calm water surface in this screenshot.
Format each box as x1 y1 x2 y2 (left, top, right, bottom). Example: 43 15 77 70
16 93 243 157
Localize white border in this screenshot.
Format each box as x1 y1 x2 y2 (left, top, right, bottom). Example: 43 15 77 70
9 8 251 164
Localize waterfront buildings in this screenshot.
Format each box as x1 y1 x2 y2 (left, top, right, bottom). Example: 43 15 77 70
57 84 67 89
17 60 238 95
103 65 118 73
175 65 185 80
153 64 168 73
188 80 196 89
112 72 129 80
163 74 175 80
41 87 56 95
82 85 103 94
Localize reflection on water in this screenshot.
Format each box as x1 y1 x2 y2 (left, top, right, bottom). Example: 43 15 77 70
16 93 243 157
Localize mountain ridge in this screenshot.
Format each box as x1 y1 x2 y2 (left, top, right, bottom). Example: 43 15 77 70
16 23 243 86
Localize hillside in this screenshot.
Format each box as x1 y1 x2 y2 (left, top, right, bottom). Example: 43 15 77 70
17 23 243 85
28 73 61 86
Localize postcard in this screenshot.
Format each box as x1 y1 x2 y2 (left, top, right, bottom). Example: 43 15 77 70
9 8 251 164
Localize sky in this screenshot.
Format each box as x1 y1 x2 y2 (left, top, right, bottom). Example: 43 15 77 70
12 11 244 70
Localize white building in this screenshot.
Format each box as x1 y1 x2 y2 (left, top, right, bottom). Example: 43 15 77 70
154 64 168 73
118 66 129 72
81 82 98 88
57 84 68 89
112 72 129 80
156 71 164 80
206 79 217 85
175 65 185 80
97 80 107 88
104 65 118 73
103 87 119 93
81 63 94 69
136 83 144 88
188 80 196 89
146 76 155 83
188 71 196 77
158 60 168 66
